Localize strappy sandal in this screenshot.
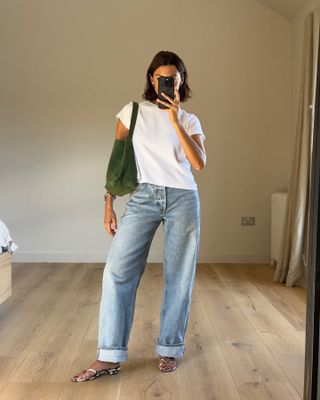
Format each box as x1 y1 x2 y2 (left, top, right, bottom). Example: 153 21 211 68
71 363 121 382
159 356 177 372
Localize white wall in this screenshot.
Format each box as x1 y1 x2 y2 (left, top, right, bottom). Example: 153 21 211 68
0 0 293 263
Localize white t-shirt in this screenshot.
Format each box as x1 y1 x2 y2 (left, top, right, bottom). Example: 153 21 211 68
115 100 206 190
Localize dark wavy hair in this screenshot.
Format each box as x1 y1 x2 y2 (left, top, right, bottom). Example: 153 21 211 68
142 50 192 103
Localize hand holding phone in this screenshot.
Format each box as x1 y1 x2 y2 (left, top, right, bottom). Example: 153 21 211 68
157 76 175 109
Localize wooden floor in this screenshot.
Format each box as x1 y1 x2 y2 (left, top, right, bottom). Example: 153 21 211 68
0 262 306 400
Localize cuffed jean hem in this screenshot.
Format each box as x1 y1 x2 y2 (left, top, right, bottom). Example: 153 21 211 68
96 347 128 362
156 342 185 358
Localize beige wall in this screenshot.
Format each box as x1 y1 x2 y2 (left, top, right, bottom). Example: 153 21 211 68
0 0 293 263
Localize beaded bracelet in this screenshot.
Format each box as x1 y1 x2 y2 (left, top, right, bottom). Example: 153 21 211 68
104 192 116 201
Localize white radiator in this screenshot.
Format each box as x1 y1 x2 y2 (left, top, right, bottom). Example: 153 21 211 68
271 192 288 266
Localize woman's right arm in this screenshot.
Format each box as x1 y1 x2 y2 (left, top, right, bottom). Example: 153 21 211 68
104 118 129 237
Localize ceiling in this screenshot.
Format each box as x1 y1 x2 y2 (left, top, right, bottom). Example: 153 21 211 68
256 0 311 20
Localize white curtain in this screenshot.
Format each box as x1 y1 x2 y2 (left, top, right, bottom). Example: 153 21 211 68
274 10 320 288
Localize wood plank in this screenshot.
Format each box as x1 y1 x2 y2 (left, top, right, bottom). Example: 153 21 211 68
199 286 302 399
0 252 12 304
0 263 305 399
221 280 305 397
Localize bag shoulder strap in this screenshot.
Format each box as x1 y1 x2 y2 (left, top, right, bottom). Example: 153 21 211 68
128 101 139 139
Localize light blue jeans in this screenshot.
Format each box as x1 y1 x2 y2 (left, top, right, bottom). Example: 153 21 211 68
96 182 200 362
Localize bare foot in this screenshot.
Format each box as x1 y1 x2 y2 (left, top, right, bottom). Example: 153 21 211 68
71 360 120 382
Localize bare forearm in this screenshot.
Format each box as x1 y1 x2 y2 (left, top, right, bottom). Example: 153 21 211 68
172 121 205 170
105 193 115 209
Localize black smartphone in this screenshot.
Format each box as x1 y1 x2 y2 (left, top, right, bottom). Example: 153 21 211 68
158 76 175 109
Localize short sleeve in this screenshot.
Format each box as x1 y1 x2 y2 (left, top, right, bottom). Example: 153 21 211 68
115 101 133 130
186 113 206 141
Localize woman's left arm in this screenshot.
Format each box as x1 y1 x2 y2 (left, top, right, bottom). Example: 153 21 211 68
172 122 206 170
157 90 207 171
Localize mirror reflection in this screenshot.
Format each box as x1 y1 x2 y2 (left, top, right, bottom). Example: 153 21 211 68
0 0 317 398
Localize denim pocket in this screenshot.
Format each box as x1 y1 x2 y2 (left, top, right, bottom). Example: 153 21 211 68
129 182 147 196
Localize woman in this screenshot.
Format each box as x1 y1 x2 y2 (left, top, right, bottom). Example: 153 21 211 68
71 50 206 382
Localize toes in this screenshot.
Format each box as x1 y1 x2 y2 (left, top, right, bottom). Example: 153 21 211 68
159 358 176 372
71 371 88 382
71 374 81 382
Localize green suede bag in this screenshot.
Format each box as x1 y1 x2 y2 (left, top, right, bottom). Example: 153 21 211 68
104 101 139 196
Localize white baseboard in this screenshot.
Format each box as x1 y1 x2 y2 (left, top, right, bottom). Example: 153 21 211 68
199 254 271 263
11 252 271 264
12 253 108 263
